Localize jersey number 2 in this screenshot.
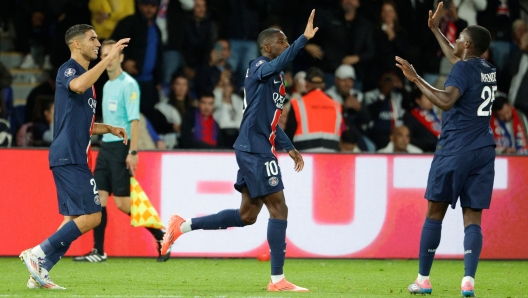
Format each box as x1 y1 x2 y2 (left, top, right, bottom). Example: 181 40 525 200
477 86 497 116
90 178 98 194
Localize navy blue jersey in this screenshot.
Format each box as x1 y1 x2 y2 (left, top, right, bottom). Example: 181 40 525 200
234 35 308 156
436 58 497 156
49 59 96 167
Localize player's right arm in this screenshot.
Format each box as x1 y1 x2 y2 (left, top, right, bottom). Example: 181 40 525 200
256 10 318 80
69 38 130 94
428 2 460 65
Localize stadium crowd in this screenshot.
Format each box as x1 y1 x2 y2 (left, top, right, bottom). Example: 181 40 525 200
1 0 528 154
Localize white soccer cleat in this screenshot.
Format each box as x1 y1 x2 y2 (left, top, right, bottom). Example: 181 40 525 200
19 249 43 283
39 269 66 290
27 275 40 289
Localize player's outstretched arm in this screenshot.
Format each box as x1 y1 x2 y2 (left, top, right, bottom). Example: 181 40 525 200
288 149 304 172
93 123 128 144
396 56 460 111
428 2 460 65
69 38 130 94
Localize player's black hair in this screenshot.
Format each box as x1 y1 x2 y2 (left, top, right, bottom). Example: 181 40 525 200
257 28 282 53
465 25 491 56
491 95 509 112
340 130 357 144
65 24 94 45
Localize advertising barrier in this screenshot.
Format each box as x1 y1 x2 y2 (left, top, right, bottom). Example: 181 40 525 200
1 149 527 259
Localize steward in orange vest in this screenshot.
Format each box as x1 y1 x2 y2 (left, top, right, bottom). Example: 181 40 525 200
285 67 342 152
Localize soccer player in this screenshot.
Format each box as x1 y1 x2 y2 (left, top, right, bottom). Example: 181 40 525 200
19 24 129 289
160 10 319 292
395 2 496 297
72 39 169 263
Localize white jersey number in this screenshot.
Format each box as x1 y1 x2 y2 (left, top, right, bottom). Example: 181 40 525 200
264 160 279 176
477 85 497 116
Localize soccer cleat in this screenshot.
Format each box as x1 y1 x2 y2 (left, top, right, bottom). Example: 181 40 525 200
27 275 41 289
267 278 309 292
39 270 66 290
160 215 185 255
19 249 43 284
156 239 171 262
408 279 432 295
461 281 475 297
72 249 107 262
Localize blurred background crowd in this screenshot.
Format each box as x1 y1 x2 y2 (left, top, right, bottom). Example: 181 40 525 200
1 0 528 155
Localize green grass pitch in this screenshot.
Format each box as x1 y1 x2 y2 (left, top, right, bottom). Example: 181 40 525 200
1 258 527 297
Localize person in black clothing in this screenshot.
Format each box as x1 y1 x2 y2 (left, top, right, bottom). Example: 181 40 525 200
25 68 57 123
304 0 376 90
194 39 231 96
403 87 441 152
111 0 162 120
31 95 54 147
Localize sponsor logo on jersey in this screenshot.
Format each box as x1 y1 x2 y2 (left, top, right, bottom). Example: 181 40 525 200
272 74 287 109
94 195 101 205
88 98 97 114
268 176 279 186
64 68 76 77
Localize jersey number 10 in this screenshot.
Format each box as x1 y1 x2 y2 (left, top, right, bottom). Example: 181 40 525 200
477 85 497 117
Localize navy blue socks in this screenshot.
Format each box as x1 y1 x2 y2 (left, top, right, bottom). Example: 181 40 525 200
268 219 287 276
463 224 483 278
191 209 245 230
418 218 442 276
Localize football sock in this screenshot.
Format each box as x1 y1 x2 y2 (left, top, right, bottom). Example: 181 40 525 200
42 244 70 272
180 219 192 233
417 274 429 284
190 209 245 230
93 207 107 254
268 218 287 276
34 220 82 256
461 276 475 287
146 227 164 241
463 224 482 278
271 274 285 284
418 218 442 276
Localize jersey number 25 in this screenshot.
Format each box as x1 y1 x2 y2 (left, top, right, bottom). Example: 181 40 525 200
477 85 497 117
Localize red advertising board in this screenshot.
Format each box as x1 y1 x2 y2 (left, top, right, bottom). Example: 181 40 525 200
1 149 526 259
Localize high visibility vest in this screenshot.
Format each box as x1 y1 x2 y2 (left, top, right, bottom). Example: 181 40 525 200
290 89 342 152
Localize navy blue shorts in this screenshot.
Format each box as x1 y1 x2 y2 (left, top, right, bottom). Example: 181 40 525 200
234 150 284 198
425 146 495 209
52 164 102 216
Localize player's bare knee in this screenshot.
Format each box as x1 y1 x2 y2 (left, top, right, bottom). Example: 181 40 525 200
240 213 258 225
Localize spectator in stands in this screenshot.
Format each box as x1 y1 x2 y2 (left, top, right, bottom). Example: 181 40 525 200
157 0 194 86
180 92 222 149
403 87 441 153
305 0 376 90
455 0 486 27
213 75 243 148
111 0 162 121
325 64 372 152
0 61 13 119
24 68 56 123
364 71 408 149
88 0 135 40
13 1 52 69
490 95 528 155
421 0 468 85
285 67 342 152
182 0 217 80
377 125 423 153
374 0 411 78
478 0 520 71
339 129 361 153
31 95 54 147
499 31 528 116
512 19 528 52
138 113 167 150
0 96 12 147
194 39 231 96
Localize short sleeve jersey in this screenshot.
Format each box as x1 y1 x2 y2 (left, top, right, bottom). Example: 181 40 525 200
233 35 308 156
49 59 97 167
437 58 497 155
101 71 140 142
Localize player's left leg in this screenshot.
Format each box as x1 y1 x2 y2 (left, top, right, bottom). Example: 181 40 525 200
263 191 308 292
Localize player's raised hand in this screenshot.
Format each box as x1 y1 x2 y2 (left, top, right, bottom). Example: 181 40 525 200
288 149 304 172
109 126 128 144
106 38 130 60
428 2 444 30
395 56 419 83
303 9 319 40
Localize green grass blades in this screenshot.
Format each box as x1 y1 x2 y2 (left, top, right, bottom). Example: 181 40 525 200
2 258 527 297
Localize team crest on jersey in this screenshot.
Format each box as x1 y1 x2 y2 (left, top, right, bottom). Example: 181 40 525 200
268 176 279 186
94 195 101 205
64 68 76 77
255 60 265 67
